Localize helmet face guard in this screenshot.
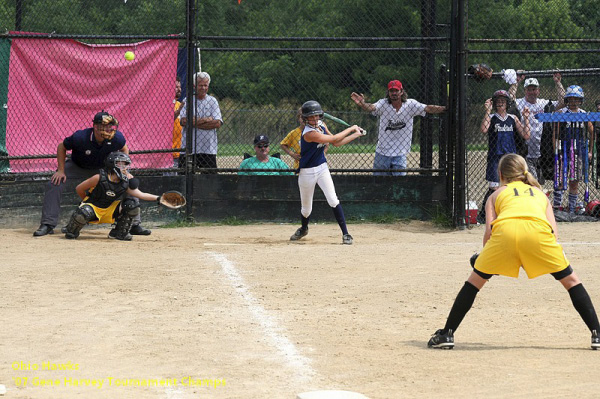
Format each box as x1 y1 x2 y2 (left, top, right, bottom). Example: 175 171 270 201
492 90 510 109
105 152 131 181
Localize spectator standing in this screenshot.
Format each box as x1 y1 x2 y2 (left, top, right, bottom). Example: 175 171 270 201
476 90 530 222
179 72 223 173
238 135 293 176
172 76 185 168
33 111 150 237
552 85 594 213
513 74 565 182
351 80 446 175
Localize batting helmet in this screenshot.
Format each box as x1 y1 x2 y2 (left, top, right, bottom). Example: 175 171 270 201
301 100 324 119
564 85 584 100
585 200 600 217
105 151 131 181
491 90 510 109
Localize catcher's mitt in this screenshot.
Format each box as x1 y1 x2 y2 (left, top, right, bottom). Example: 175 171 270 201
158 190 186 209
468 63 493 82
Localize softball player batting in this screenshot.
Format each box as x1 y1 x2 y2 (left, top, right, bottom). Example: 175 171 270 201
428 153 600 350
290 100 365 245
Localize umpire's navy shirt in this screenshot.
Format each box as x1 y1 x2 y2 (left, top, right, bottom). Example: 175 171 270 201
63 128 126 169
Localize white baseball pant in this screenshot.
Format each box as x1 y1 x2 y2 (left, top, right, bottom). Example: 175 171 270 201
298 163 339 218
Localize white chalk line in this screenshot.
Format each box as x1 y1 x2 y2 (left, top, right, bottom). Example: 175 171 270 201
208 252 316 383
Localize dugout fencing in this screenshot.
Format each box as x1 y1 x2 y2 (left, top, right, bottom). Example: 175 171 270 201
0 0 454 225
5 1 598 226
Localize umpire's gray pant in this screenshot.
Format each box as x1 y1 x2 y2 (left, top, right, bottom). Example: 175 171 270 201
39 159 141 228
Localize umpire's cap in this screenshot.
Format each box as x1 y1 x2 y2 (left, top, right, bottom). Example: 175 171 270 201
93 111 118 126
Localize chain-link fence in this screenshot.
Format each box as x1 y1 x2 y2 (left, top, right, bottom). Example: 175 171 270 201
0 0 450 179
465 0 600 223
6 0 598 224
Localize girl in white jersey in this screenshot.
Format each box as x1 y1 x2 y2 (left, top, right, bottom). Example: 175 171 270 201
290 101 365 245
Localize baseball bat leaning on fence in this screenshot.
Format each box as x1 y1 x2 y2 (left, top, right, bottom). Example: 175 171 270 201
555 134 560 190
563 135 568 190
323 112 367 135
583 123 590 202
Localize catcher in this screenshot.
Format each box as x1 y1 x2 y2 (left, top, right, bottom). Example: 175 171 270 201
64 151 186 241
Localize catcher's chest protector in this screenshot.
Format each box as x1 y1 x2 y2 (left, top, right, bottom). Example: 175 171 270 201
86 169 129 209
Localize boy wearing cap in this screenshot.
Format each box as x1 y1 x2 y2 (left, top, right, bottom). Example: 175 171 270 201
351 80 446 175
34 111 149 237
514 73 565 183
239 135 293 176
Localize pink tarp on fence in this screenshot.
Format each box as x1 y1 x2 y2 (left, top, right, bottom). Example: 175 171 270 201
6 37 177 172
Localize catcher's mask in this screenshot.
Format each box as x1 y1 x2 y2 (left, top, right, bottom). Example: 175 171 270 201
93 111 118 140
105 151 131 181
492 90 510 109
301 100 324 127
586 200 600 217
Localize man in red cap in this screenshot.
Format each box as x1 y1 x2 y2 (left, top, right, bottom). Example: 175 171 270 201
351 80 446 175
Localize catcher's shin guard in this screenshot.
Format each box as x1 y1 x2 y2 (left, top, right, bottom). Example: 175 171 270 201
110 198 140 241
65 205 95 239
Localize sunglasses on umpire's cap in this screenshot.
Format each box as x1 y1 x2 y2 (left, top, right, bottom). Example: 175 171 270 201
387 80 403 91
93 111 118 126
253 135 269 146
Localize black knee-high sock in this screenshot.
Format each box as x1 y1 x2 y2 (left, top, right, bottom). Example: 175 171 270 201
568 283 600 332
301 215 310 230
332 204 348 235
443 281 480 333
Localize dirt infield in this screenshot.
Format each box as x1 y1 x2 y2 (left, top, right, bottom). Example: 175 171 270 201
1 221 600 399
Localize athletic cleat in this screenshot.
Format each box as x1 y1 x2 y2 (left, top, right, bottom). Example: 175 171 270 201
130 224 151 235
290 228 308 241
592 330 600 350
342 234 353 245
64 232 79 239
109 229 133 241
428 329 454 349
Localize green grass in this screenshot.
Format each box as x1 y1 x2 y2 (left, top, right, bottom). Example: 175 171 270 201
426 205 453 228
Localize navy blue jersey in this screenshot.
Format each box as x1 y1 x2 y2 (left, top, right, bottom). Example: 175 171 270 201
487 114 517 156
63 128 127 169
299 125 328 169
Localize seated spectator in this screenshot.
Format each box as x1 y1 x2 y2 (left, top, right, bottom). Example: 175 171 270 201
238 135 294 176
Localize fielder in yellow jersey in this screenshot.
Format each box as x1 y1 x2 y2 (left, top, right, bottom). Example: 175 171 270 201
475 180 568 278
428 154 600 350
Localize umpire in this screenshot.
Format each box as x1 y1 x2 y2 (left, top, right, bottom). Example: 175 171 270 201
33 111 151 237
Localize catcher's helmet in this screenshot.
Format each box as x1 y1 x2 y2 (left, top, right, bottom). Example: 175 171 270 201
301 100 324 119
564 85 584 100
105 151 131 181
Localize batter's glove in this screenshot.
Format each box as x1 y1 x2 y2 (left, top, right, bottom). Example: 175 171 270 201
157 190 186 209
468 63 493 82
